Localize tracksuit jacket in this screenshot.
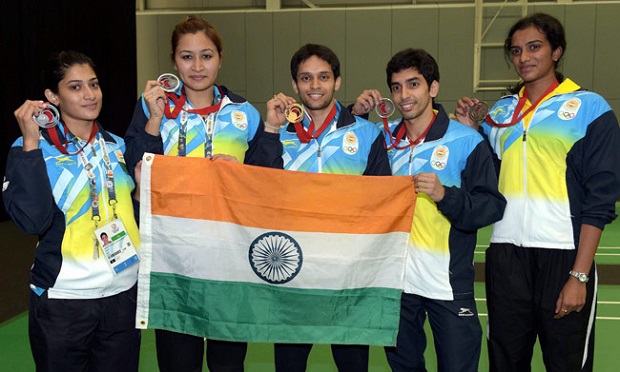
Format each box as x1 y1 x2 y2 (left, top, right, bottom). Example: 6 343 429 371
3 124 140 299
384 103 506 300
482 78 620 249
124 84 283 175
279 101 391 175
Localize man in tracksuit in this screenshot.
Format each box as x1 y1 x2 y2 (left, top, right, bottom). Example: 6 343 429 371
263 43 391 372
351 48 506 372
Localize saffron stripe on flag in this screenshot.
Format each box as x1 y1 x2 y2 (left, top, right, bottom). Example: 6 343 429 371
148 154 415 234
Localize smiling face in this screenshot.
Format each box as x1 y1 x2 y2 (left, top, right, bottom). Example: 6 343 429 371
389 67 438 123
292 55 341 115
509 25 562 86
46 63 102 126
173 31 222 97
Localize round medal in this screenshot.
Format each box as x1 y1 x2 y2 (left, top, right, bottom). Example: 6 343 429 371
375 98 395 118
32 103 60 129
157 73 181 92
468 101 489 123
285 103 304 124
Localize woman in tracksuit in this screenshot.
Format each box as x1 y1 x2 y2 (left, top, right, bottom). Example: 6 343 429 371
124 16 281 372
4 50 141 371
456 13 620 371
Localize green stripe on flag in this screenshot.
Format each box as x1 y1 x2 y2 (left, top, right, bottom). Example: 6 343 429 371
146 272 401 346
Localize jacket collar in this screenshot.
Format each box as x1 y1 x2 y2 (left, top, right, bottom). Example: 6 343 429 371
285 100 352 133
42 121 116 147
389 102 450 143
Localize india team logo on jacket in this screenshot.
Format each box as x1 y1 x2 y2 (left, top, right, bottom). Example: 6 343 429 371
430 145 449 170
115 150 126 164
558 98 580 121
232 111 248 130
342 131 359 155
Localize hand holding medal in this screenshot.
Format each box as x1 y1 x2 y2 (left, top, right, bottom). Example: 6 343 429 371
351 89 390 118
141 75 176 135
32 103 60 129
468 101 489 124
375 98 395 118
157 73 180 92
265 93 300 132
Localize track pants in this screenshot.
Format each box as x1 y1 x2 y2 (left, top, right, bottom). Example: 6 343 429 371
486 243 596 372
29 285 140 372
155 330 247 372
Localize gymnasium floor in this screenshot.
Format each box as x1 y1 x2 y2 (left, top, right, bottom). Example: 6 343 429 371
1 205 619 370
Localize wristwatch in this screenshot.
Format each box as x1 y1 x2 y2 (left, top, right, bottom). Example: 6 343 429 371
569 270 589 283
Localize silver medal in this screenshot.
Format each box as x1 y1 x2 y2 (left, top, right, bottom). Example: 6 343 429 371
32 103 60 128
375 98 395 118
157 73 181 93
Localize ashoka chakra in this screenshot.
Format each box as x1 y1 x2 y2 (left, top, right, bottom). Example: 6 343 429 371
248 232 302 284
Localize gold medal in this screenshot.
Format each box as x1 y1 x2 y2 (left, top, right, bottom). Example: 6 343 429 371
285 103 304 124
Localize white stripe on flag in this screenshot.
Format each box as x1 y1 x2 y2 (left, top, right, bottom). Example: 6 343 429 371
149 215 408 290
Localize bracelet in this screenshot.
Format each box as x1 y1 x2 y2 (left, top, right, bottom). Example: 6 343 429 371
264 122 284 131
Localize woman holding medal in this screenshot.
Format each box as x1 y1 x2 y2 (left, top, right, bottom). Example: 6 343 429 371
124 16 282 372
4 51 141 371
455 13 620 371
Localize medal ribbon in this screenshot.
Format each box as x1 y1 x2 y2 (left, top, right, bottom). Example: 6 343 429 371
48 122 99 155
485 81 559 128
164 87 222 119
383 113 436 150
293 104 337 143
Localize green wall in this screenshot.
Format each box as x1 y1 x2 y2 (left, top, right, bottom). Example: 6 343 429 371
136 4 620 120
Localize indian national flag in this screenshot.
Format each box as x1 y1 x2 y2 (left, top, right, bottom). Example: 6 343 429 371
136 153 416 346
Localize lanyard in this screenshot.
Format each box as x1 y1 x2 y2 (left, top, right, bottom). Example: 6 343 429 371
485 81 559 128
99 138 118 208
75 135 118 259
169 88 222 157
293 104 338 143
203 112 215 158
383 113 436 150
47 122 99 155
75 136 118 224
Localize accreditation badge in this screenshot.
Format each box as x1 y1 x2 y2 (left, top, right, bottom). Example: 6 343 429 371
95 218 139 274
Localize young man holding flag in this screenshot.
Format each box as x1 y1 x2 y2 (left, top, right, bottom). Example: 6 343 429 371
264 43 391 371
351 48 506 372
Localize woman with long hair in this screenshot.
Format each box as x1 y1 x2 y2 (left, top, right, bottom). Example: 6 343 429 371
124 16 281 372
456 13 620 371
5 50 141 371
